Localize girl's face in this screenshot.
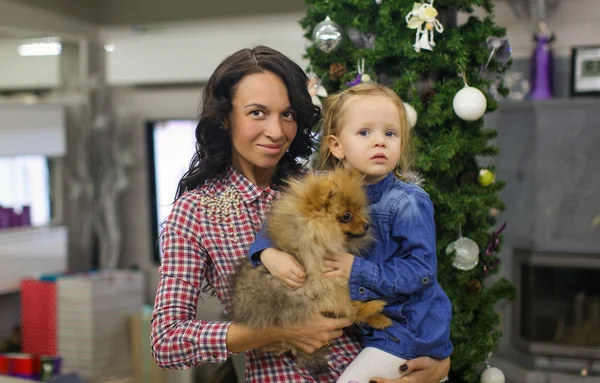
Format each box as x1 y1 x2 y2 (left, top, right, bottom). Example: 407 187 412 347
227 71 298 183
328 95 402 184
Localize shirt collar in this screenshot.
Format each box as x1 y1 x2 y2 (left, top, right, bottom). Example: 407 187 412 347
223 164 279 203
365 173 395 204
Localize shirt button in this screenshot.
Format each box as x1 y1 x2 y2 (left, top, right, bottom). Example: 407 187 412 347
211 353 218 359
421 276 430 284
358 286 366 294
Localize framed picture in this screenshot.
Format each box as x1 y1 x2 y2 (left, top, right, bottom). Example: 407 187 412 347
570 45 600 96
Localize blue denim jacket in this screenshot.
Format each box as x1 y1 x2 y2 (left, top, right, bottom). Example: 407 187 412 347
249 173 453 360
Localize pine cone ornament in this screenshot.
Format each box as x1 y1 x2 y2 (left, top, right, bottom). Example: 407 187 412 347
466 280 483 294
459 171 478 185
329 62 346 81
420 88 437 105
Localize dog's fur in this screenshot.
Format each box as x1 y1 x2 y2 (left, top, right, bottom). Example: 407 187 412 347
231 168 392 374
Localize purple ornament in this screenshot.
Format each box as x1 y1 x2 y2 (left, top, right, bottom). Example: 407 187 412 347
346 73 362 87
485 222 506 256
528 23 555 100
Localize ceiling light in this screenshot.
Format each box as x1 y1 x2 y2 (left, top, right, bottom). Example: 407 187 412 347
17 38 62 56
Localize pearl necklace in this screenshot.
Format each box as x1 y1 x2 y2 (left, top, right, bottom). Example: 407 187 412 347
199 186 243 242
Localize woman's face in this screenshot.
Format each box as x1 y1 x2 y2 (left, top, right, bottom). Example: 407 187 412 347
227 71 298 178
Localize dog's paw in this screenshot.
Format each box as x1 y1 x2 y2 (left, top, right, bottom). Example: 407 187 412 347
355 300 387 320
367 313 393 329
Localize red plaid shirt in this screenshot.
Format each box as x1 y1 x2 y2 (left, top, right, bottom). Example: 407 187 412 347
151 165 362 382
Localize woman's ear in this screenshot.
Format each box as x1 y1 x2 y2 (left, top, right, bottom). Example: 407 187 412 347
221 117 229 130
328 135 344 160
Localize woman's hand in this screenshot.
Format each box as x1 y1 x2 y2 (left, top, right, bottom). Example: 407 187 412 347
278 314 352 354
260 248 306 289
369 356 450 383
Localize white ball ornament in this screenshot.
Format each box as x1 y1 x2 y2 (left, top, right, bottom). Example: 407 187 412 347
481 367 505 383
403 102 418 129
453 85 487 121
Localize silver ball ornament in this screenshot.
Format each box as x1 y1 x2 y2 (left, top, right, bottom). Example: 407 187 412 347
312 16 343 53
451 237 480 271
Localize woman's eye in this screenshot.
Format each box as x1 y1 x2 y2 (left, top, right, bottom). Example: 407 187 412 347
282 111 296 121
339 213 353 223
251 110 265 117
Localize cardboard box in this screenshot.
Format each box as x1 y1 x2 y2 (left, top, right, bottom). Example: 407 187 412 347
129 307 165 383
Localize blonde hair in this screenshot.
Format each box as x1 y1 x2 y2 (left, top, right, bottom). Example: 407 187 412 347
317 83 412 178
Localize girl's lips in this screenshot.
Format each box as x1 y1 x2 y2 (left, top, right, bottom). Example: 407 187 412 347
371 153 387 160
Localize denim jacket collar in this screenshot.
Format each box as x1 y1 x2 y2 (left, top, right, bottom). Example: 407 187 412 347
366 173 395 204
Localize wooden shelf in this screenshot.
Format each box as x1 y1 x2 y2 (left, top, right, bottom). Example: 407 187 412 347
0 226 67 295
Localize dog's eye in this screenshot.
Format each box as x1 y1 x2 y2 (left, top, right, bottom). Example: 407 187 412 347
339 213 353 223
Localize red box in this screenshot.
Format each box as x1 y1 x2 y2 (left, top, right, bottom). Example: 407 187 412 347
0 354 8 374
20 279 57 356
1 353 36 378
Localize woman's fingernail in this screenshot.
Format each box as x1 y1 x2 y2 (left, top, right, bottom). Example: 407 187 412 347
369 381 377 383
399 364 408 372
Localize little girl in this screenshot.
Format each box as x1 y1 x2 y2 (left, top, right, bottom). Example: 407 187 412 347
250 83 452 383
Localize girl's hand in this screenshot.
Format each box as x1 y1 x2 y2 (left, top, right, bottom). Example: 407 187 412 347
322 252 355 280
369 356 451 383
279 314 352 354
260 248 306 289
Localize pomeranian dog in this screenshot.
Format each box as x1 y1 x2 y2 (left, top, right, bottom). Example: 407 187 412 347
231 168 392 374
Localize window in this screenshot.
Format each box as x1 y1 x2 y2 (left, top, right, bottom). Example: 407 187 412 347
147 120 198 261
0 155 52 229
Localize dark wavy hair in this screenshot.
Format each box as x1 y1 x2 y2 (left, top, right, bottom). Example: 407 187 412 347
175 46 319 200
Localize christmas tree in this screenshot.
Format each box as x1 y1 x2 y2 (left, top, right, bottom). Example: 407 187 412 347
302 1 517 382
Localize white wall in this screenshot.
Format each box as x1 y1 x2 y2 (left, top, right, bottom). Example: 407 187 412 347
0 103 65 156
101 12 309 85
0 0 97 41
0 40 61 90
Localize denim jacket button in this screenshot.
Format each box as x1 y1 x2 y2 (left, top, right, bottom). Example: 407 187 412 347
421 276 430 284
358 286 366 294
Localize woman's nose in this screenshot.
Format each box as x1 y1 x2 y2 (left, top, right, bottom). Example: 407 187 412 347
264 118 284 140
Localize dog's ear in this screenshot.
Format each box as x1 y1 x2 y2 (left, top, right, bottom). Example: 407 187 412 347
305 178 337 212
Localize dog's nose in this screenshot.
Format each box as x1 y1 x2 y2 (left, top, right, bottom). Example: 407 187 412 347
363 223 370 231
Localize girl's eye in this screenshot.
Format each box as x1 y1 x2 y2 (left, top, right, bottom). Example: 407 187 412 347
386 131 398 137
282 111 296 121
358 129 370 136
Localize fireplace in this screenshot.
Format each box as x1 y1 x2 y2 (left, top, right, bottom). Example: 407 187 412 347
513 248 600 360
